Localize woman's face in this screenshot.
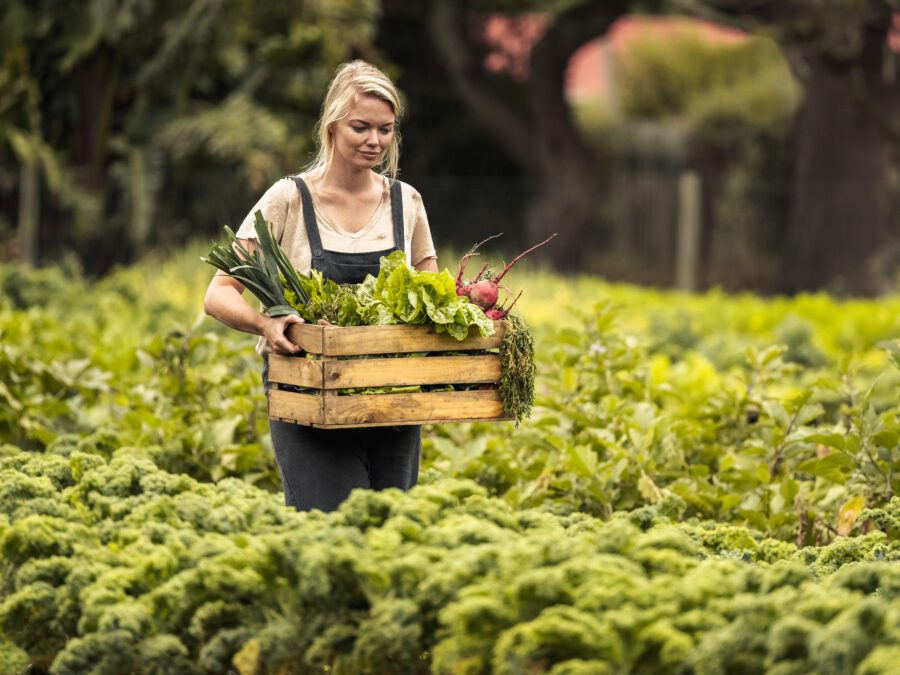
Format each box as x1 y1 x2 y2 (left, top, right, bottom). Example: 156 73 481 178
330 94 395 171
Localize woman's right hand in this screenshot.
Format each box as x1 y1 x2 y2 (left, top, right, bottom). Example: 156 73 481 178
262 314 305 355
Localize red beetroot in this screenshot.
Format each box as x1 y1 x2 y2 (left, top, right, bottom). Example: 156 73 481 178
456 233 557 312
484 290 523 320
455 234 502 301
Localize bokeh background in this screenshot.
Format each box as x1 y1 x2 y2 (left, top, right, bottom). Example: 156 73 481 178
1 0 899 295
4 4 900 672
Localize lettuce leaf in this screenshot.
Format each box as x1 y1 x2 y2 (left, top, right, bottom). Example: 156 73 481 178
369 251 494 339
279 250 493 340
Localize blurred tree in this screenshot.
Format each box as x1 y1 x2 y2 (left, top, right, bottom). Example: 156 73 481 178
373 2 527 255
683 0 900 294
0 0 379 273
604 29 799 290
425 0 660 268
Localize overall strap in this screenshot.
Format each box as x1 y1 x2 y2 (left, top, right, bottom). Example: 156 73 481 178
291 176 325 260
390 180 405 252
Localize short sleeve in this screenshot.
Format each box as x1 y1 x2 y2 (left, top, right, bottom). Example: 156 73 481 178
410 193 437 266
235 179 291 242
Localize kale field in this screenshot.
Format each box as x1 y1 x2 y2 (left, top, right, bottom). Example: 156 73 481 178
2 247 900 674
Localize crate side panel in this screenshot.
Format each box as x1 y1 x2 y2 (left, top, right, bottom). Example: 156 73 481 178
323 355 500 389
319 322 505 356
285 323 325 353
322 390 505 426
267 355 324 388
268 390 323 425
309 417 511 428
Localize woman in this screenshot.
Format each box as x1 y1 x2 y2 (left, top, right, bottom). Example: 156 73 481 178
204 60 438 512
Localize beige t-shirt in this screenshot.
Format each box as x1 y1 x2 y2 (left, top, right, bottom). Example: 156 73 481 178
234 173 437 273
234 172 437 354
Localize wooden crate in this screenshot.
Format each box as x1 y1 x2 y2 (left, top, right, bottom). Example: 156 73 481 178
266 321 511 428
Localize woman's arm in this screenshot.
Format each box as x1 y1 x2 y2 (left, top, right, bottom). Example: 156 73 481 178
203 239 303 355
414 256 438 273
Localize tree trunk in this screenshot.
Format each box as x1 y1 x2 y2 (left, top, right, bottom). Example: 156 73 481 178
524 157 601 268
74 47 117 193
779 66 895 295
524 1 630 267
64 47 120 274
428 0 634 269
17 161 40 266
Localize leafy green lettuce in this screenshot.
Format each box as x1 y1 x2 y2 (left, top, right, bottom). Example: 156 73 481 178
337 251 494 340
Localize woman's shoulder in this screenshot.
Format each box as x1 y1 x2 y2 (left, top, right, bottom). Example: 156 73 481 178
259 175 299 201
271 174 312 207
393 177 423 204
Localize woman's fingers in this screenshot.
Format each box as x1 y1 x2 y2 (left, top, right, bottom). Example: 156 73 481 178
278 316 303 354
264 315 303 354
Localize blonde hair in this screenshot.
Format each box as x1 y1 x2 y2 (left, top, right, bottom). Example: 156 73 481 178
307 60 404 182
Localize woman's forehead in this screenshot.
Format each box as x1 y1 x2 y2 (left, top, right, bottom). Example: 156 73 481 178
346 94 395 124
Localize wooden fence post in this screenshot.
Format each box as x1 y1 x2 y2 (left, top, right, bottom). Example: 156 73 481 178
18 161 40 267
676 170 701 291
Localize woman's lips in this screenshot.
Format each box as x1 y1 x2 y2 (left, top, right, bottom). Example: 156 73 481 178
360 150 379 159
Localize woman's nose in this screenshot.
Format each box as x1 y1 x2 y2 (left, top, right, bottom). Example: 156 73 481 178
366 130 379 145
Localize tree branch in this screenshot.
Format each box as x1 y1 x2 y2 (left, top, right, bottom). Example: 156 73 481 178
427 0 532 167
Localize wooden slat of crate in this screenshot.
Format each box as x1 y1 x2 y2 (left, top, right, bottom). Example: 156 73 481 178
267 354 500 389
286 321 505 356
266 356 324 388
268 388 508 428
268 390 324 426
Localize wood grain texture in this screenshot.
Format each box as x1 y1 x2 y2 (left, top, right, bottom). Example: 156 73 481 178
273 321 512 427
267 389 509 428
286 322 505 356
284 323 326 354
268 390 323 426
266 355 324 388
328 389 505 427
320 355 500 389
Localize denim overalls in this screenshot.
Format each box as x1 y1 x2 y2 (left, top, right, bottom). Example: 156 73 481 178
263 176 421 512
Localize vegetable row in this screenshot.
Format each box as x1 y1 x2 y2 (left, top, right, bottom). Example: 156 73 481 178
3 449 900 674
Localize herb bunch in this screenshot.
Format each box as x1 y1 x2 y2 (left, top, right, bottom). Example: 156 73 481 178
499 313 535 425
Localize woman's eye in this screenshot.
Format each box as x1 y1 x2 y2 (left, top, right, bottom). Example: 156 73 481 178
352 127 366 133
380 128 393 134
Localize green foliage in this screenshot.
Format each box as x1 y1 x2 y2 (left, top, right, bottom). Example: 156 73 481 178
0 0 380 269
577 25 801 290
0 250 277 487
616 30 798 125
205 228 496 340
2 452 900 672
203 214 307 318
4 251 900 536
425 281 900 540
499 313 535 425
338 250 495 340
860 498 900 539
1 253 900 671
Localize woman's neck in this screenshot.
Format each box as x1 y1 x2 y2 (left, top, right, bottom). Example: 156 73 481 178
316 160 376 195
